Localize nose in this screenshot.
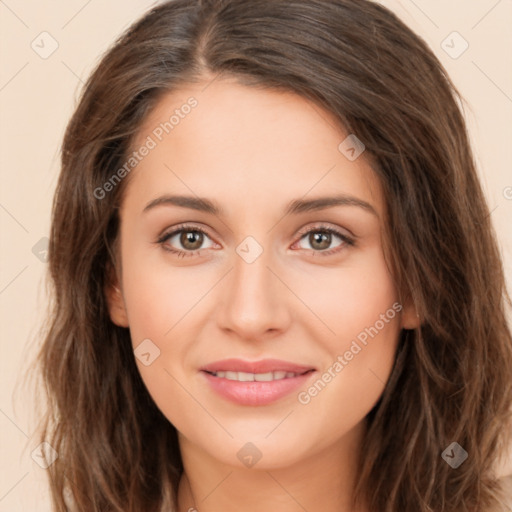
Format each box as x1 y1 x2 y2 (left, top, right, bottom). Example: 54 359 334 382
216 241 292 342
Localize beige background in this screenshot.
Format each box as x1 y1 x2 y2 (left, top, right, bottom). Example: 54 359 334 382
0 0 511 510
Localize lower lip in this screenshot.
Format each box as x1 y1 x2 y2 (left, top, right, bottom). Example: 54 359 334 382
201 370 315 406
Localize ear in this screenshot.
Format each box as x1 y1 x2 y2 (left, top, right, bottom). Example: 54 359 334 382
105 262 129 328
400 295 421 330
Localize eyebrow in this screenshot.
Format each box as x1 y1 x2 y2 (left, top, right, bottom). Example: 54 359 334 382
142 194 378 217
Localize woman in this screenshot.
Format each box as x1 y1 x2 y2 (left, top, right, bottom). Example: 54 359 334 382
34 0 512 510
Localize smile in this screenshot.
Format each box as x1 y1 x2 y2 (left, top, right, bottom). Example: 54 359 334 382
200 360 316 406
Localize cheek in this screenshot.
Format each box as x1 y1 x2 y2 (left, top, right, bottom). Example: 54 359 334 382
293 245 401 420
119 244 209 431
296 244 400 350
120 238 215 343
119 240 219 418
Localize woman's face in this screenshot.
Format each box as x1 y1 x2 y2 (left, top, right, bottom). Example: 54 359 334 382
107 77 417 470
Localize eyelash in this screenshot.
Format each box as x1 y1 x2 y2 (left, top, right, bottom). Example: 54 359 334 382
155 223 355 258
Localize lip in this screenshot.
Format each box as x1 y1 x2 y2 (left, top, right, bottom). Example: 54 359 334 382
200 358 315 374
200 358 316 406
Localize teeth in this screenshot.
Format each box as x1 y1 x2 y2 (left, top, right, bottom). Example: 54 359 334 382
237 372 255 382
254 372 273 382
212 370 301 381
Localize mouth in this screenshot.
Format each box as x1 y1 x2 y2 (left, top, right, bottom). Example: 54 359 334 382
203 369 314 381
199 358 316 406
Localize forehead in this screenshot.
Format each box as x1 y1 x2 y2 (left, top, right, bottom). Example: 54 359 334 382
124 78 383 218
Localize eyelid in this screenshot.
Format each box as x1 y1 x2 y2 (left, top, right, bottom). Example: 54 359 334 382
295 222 354 240
156 223 217 246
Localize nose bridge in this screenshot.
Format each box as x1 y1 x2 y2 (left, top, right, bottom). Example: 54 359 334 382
217 236 290 338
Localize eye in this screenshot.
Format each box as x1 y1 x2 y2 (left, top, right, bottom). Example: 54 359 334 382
156 223 355 259
156 224 216 257
293 225 355 256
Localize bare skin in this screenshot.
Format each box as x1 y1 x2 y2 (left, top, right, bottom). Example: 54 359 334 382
106 75 419 512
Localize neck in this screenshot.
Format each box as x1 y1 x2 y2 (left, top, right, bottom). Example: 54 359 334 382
176 421 369 512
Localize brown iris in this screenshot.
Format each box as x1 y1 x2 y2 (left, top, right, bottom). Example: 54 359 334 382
309 231 331 251
180 231 204 251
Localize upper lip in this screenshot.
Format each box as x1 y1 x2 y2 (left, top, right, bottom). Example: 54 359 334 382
200 358 316 374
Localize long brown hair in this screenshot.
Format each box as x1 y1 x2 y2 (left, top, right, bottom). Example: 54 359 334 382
32 0 512 510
